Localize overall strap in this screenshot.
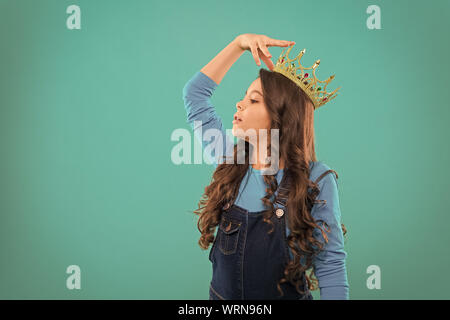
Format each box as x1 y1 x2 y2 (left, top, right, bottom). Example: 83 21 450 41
274 168 340 238
273 168 339 207
273 168 292 207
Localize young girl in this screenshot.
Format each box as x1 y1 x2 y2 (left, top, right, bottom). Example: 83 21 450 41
182 33 349 300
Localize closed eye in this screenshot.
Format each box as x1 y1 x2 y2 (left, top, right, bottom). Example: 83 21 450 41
241 96 258 104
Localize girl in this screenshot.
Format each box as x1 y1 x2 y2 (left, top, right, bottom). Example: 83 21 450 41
182 33 349 300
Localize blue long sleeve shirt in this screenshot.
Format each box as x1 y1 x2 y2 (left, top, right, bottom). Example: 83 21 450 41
182 70 349 300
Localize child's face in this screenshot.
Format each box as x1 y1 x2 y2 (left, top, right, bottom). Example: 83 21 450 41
232 77 271 143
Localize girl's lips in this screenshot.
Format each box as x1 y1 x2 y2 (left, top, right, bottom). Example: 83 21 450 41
233 115 243 124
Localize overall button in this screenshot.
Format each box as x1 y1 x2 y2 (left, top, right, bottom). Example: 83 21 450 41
223 203 231 210
275 208 284 218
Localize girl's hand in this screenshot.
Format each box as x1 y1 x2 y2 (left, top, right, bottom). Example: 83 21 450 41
234 33 296 71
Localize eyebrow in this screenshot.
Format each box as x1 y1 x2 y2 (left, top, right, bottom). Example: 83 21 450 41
245 89 263 97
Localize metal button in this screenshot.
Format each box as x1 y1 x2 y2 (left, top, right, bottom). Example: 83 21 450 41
275 208 284 218
224 203 231 210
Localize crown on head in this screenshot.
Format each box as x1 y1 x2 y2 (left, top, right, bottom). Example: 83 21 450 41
272 44 341 109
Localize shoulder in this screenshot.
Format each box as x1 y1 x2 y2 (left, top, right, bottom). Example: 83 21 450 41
309 161 337 185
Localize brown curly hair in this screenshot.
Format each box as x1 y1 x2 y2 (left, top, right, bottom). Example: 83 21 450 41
193 68 347 297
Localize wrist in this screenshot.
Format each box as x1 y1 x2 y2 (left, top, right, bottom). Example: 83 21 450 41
232 35 244 51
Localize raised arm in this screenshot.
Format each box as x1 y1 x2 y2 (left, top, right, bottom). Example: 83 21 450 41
200 33 296 84
182 36 245 167
182 70 234 167
182 34 296 166
200 36 246 86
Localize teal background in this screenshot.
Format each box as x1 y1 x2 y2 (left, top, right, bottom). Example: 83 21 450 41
1 0 449 299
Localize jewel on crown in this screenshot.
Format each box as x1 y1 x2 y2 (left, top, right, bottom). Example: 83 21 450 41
272 45 341 109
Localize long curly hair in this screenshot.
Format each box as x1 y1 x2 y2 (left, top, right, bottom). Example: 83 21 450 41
193 68 347 296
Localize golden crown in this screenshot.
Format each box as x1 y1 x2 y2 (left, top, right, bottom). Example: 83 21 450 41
272 44 341 109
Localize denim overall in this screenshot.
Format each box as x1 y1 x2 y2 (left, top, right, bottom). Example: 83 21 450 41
208 167 334 300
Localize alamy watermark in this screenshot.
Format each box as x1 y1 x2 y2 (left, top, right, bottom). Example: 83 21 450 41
171 121 281 175
66 265 81 290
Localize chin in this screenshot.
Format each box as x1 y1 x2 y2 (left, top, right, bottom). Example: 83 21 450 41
232 126 244 139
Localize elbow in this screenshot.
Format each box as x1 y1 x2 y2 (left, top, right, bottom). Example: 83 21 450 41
182 84 195 113
182 80 198 102
182 83 191 102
